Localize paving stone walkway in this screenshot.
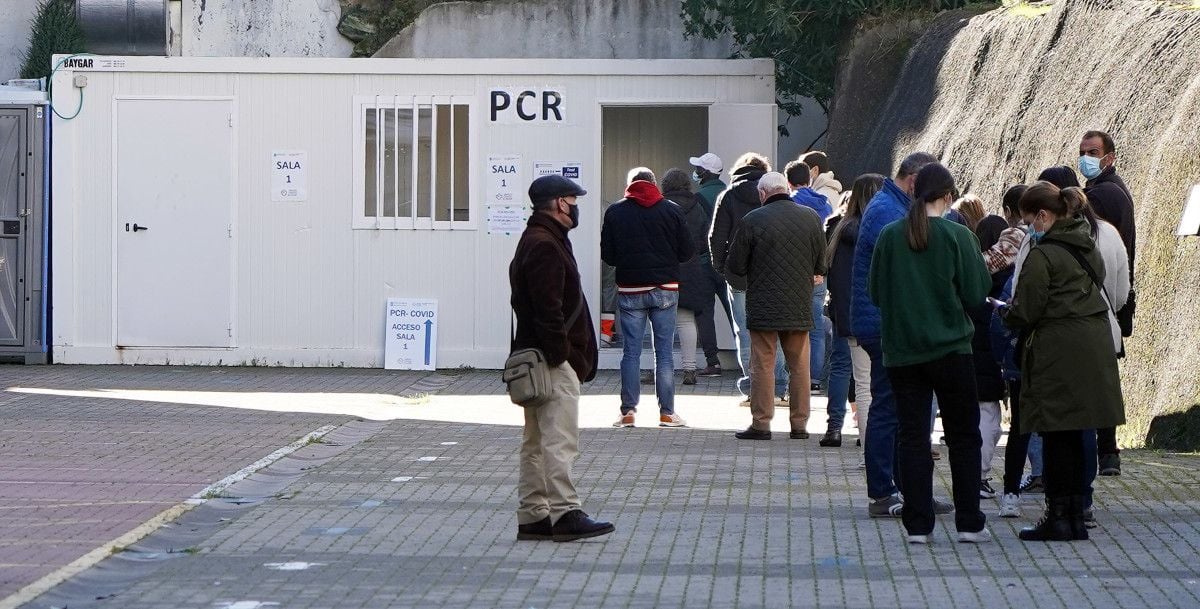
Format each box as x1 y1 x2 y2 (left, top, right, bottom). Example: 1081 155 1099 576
3 366 1199 608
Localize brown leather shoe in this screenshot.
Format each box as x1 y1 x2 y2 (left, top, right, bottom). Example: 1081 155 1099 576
735 427 772 440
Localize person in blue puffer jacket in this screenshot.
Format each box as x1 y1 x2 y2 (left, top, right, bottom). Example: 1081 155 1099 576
850 151 940 518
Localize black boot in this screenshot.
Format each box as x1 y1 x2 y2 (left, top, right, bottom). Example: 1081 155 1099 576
1068 495 1090 541
1019 496 1074 542
819 430 842 447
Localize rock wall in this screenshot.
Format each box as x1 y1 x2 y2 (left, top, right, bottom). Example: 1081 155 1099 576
183 0 353 57
828 0 1200 448
374 0 828 160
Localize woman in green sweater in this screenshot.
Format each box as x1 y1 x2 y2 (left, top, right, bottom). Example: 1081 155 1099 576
1000 182 1125 542
868 163 992 544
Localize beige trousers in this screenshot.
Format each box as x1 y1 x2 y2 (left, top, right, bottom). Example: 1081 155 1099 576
517 362 582 525
749 330 811 432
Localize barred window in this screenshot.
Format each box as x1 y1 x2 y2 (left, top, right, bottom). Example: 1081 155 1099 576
356 96 470 229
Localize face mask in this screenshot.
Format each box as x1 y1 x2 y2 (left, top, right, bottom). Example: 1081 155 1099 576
1027 213 1047 242
691 171 702 184
1079 155 1103 180
567 203 580 229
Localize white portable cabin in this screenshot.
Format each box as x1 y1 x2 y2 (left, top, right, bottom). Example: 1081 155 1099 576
50 56 777 368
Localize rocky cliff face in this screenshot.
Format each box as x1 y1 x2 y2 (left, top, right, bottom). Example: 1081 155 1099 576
829 0 1200 448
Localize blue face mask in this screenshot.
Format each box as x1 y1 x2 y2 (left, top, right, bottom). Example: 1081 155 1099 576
1079 155 1103 180
691 171 702 184
1028 229 1046 243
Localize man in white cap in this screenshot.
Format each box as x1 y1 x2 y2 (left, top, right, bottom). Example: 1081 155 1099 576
689 152 731 377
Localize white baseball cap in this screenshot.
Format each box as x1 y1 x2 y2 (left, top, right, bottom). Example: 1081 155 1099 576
688 152 723 174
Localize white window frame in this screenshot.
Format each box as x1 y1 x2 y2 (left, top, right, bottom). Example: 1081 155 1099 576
352 95 474 230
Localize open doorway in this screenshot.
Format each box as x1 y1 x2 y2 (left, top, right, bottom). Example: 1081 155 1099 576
598 105 713 355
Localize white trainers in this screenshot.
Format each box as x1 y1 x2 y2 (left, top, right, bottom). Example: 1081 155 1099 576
659 413 687 428
999 493 1022 518
906 534 930 544
957 528 992 543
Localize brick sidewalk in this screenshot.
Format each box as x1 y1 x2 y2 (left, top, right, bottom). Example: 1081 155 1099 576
11 367 1200 609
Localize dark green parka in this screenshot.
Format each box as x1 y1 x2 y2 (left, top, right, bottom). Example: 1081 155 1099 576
1001 216 1125 434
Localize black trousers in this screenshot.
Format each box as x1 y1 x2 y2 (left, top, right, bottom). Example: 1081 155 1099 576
1042 430 1087 498
1097 426 1119 457
1002 379 1033 495
887 353 985 535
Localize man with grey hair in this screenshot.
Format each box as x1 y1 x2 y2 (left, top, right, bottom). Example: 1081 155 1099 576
725 172 828 440
851 151 955 519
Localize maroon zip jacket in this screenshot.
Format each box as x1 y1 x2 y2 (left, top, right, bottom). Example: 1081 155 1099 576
509 212 598 382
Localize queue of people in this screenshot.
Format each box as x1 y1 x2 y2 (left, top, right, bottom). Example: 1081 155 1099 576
507 130 1135 544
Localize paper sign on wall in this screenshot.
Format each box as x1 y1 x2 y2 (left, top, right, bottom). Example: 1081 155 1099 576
1178 184 1200 236
384 299 438 371
487 205 528 235
487 154 523 205
272 150 307 202
534 161 583 188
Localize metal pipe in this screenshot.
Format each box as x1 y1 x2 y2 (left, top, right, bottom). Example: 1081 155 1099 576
76 0 169 56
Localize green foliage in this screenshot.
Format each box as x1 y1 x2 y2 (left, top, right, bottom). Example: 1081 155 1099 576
680 0 995 116
20 0 86 80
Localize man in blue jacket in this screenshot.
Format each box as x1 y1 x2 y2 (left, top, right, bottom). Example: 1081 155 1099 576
851 152 947 518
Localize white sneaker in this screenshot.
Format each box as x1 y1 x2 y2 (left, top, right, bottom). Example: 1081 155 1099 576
979 478 997 499
906 534 930 544
957 528 992 543
659 413 687 428
999 493 1022 518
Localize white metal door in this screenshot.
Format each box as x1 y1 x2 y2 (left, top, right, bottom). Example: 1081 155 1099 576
115 98 234 347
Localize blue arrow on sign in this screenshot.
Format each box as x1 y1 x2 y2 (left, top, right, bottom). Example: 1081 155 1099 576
424 319 433 366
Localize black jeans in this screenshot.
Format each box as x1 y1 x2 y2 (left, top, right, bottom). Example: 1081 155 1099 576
1002 379 1033 495
1097 426 1119 457
695 265 730 367
1042 430 1087 498
887 353 985 535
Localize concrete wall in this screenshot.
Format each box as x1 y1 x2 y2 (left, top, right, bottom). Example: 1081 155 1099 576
0 0 42 82
827 0 1200 448
375 0 828 163
183 0 353 57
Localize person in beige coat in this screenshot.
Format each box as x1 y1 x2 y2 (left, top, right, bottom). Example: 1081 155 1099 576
800 151 844 207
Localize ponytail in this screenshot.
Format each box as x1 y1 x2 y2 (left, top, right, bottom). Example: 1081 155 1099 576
1061 187 1099 238
905 194 931 252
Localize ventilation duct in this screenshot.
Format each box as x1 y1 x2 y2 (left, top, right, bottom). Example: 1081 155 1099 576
76 0 169 55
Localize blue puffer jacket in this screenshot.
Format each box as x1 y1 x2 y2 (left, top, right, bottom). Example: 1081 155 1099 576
850 178 910 339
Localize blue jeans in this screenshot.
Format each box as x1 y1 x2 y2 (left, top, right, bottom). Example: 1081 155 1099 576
618 289 678 415
825 333 851 432
729 287 788 398
1028 433 1043 477
861 337 900 499
810 282 828 384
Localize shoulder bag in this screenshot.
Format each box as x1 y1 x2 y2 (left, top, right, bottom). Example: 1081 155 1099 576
502 296 585 408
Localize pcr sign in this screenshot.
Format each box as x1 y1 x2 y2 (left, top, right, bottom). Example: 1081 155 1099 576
384 298 438 370
489 88 565 124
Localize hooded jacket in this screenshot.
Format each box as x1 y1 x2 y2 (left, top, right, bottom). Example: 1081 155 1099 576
791 187 833 222
697 176 726 216
667 188 720 312
708 165 766 291
725 193 828 331
1001 216 1126 434
825 214 859 337
850 178 911 339
600 180 693 288
812 172 844 209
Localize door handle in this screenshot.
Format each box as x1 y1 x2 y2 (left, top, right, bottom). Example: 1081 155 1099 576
132 223 149 232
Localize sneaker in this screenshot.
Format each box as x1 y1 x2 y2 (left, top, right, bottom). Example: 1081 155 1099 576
869 494 904 518
640 371 654 385
738 398 751 408
612 412 635 428
999 493 1022 518
1083 507 1098 529
516 516 553 541
1098 453 1121 476
682 370 697 385
551 510 615 542
957 528 992 544
810 383 825 396
659 413 687 427
906 533 930 544
979 479 997 500
934 498 954 515
1019 475 1044 494
697 365 722 377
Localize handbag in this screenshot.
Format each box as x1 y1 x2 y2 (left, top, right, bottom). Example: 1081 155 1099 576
502 297 585 408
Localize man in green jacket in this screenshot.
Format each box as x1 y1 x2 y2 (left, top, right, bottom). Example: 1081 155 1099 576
690 152 732 376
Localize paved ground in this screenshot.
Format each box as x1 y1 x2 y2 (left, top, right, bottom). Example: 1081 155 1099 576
3 366 1199 608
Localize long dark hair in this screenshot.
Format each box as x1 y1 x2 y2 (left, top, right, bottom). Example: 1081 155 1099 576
825 173 884 267
1018 181 1099 236
905 163 956 252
